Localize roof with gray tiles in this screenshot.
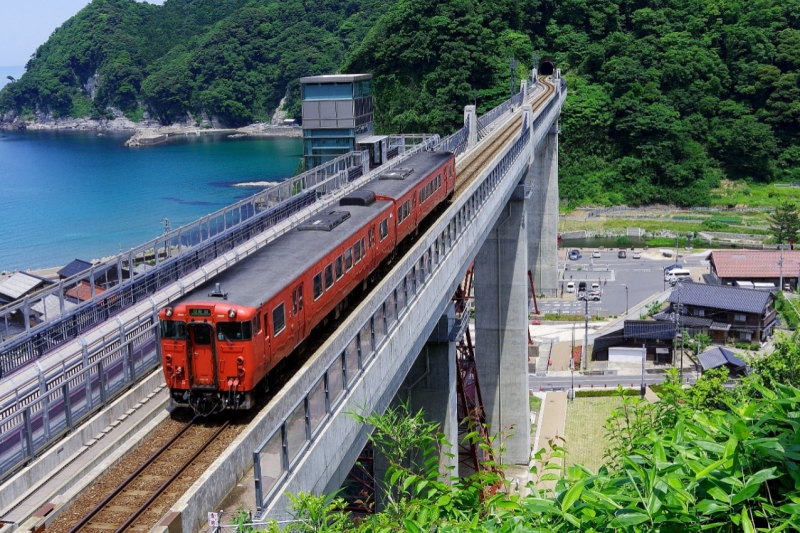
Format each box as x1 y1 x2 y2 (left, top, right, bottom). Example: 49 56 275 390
698 346 746 371
668 282 773 315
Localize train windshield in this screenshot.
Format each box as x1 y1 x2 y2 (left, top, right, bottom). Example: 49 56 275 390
217 321 252 341
160 320 187 339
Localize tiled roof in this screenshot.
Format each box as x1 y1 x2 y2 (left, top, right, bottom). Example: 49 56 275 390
698 346 746 371
624 320 676 339
65 281 106 302
653 311 713 328
668 282 772 315
31 295 77 319
58 259 93 279
0 272 48 300
711 250 800 279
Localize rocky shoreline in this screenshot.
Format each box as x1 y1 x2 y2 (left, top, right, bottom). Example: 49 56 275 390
0 108 301 146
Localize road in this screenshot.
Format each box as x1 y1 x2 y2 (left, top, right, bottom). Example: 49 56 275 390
538 248 711 316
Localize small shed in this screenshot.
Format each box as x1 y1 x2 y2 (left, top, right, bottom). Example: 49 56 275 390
58 259 93 279
0 272 52 304
697 346 747 376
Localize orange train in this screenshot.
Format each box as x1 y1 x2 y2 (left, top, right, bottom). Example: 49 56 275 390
158 151 456 415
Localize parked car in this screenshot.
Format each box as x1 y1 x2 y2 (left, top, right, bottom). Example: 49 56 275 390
591 282 600 291
632 251 641 259
578 282 587 292
586 290 601 301
568 249 582 261
591 250 601 258
566 281 575 293
618 250 627 259
663 263 684 281
667 268 692 285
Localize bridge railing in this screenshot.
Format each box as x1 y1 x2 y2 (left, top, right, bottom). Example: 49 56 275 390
0 323 158 481
476 88 525 142
253 87 553 514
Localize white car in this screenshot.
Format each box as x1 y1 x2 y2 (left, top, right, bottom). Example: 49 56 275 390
591 250 601 258
566 281 575 293
591 282 600 291
632 251 641 259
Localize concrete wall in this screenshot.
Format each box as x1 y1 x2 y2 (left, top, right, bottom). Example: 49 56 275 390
526 129 559 297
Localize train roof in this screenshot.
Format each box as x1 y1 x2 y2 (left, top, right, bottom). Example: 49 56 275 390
176 200 392 309
364 151 452 200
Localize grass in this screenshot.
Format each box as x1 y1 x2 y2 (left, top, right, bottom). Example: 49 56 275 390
563 396 623 473
709 180 800 208
559 216 771 238
530 394 542 435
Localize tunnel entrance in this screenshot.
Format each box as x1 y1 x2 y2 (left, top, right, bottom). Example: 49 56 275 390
538 58 555 76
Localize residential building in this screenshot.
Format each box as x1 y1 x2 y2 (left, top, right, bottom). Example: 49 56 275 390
591 320 676 364
0 272 52 305
697 346 747 377
655 282 776 344
709 250 800 290
300 74 376 168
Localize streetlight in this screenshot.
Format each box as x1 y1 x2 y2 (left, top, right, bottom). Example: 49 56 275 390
569 356 575 401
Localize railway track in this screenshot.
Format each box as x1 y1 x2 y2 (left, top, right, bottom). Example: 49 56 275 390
454 78 555 197
67 419 226 533
46 418 238 533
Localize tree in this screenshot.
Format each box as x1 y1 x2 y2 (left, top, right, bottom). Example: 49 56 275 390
767 201 800 244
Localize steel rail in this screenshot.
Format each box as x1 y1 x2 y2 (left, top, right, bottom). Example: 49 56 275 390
114 421 231 533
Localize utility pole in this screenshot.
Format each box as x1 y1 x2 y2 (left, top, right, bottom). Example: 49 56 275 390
780 243 784 292
641 343 646 399
675 234 680 266
162 218 171 260
582 298 589 371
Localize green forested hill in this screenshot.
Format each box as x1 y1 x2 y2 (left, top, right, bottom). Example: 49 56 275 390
3 0 800 206
0 0 392 126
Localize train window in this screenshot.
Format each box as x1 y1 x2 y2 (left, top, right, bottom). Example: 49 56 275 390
398 205 404 223
160 320 187 339
354 240 362 263
298 286 303 310
193 325 212 345
345 248 353 271
361 237 366 255
325 264 334 289
335 256 343 279
368 227 375 248
292 290 298 315
253 313 261 334
419 190 424 204
273 304 286 336
264 314 269 337
218 322 251 341
379 219 388 241
313 273 323 300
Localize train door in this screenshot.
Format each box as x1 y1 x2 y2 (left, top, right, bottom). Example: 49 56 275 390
187 322 217 389
289 284 305 347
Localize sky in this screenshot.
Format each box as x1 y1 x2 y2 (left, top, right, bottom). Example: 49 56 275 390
0 0 164 67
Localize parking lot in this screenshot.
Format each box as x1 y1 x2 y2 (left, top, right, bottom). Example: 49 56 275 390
536 247 711 316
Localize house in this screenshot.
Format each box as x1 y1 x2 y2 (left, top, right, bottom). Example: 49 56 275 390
710 250 800 290
58 259 119 288
655 283 776 345
697 346 747 377
65 280 106 303
0 272 53 304
591 320 676 364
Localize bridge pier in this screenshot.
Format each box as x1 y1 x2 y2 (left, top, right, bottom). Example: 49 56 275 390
526 124 559 298
473 183 531 466
372 304 458 508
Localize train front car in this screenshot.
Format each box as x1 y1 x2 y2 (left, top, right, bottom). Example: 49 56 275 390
158 298 263 415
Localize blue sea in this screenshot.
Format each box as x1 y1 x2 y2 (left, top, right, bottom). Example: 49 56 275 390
0 130 302 271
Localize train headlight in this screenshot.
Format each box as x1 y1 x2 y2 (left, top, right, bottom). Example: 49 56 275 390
165 307 173 317
228 309 237 319
237 357 244 365
166 364 173 374
165 354 172 362
238 367 246 377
